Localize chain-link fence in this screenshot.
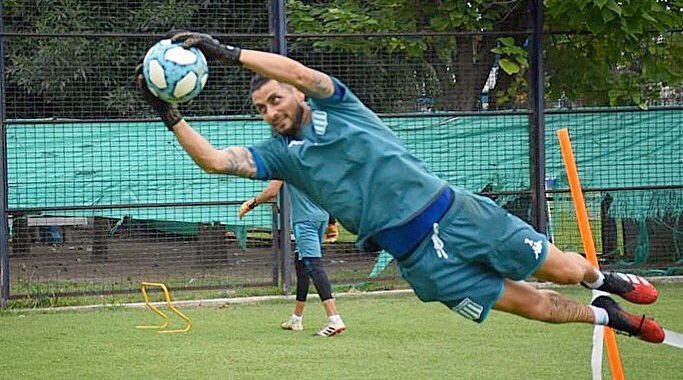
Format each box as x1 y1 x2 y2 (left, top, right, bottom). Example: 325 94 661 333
1 1 681 306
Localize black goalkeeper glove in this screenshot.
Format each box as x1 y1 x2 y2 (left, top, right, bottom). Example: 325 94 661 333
170 31 242 65
134 64 183 131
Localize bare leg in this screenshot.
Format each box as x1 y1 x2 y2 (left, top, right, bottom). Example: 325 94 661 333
293 301 305 317
322 299 338 317
494 279 594 324
533 243 599 284
493 280 665 343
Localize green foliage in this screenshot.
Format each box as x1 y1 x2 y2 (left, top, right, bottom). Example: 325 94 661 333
3 0 682 117
545 0 683 107
3 0 262 119
288 0 683 109
545 0 677 38
128 0 200 31
287 0 520 110
493 37 528 75
4 1 198 118
492 37 530 107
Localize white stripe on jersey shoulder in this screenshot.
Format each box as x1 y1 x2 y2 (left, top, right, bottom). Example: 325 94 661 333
312 110 328 135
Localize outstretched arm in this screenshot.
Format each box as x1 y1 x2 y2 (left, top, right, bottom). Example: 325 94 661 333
253 180 284 204
239 180 283 219
135 64 256 178
239 50 334 99
171 32 335 99
173 119 256 178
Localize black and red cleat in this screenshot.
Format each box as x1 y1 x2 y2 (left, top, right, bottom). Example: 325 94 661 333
592 296 665 344
595 272 659 304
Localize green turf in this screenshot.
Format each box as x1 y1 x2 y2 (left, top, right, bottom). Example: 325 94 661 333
1 284 682 380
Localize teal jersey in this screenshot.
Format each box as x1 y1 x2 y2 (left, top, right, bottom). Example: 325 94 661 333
286 182 329 224
249 78 447 251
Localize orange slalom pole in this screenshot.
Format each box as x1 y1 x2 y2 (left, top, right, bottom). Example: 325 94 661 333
557 128 625 380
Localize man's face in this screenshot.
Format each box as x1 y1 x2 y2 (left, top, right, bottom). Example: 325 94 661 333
251 80 307 136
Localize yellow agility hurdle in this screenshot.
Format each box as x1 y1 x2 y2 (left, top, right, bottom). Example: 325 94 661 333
136 282 192 334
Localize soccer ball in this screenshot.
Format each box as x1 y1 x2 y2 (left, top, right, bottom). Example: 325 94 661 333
142 39 209 103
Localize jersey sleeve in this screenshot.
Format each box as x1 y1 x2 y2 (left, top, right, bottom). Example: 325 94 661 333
309 76 363 109
248 137 287 180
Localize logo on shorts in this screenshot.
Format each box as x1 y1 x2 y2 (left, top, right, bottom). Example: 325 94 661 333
452 298 483 321
524 238 543 260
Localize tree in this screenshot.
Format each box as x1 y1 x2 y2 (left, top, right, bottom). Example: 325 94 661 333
544 0 683 107
287 0 683 110
2 0 268 119
2 1 681 118
288 0 525 111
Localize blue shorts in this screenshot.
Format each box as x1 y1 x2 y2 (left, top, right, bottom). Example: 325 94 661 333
293 220 327 259
398 188 549 323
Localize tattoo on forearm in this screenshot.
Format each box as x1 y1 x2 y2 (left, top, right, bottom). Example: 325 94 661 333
309 72 332 97
222 147 256 178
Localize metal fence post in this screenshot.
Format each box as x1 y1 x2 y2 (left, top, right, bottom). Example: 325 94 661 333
0 2 10 307
270 0 292 294
529 0 547 235
271 203 280 286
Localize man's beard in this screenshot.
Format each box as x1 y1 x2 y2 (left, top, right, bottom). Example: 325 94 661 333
291 104 304 135
276 104 305 136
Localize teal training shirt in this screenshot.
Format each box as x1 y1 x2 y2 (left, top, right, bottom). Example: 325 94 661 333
286 182 329 224
249 77 447 251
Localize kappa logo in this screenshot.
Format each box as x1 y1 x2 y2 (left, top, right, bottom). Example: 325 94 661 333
524 238 543 260
311 110 328 135
287 140 304 148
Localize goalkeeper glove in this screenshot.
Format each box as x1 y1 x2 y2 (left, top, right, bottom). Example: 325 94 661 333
239 198 258 219
134 64 183 131
171 31 241 65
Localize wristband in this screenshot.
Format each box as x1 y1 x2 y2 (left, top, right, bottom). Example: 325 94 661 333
221 45 242 65
161 109 183 131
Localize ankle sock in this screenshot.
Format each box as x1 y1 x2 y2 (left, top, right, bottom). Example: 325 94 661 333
583 271 605 289
590 305 609 326
329 314 342 324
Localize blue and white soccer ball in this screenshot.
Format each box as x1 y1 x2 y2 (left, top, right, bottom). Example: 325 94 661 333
142 39 209 103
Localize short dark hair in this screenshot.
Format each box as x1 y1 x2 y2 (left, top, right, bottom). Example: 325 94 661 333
250 74 273 93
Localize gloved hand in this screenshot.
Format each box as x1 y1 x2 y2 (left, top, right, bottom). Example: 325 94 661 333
239 198 258 219
135 64 183 131
171 31 241 65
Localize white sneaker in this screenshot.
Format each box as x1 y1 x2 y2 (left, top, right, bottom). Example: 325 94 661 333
316 320 346 337
280 318 303 331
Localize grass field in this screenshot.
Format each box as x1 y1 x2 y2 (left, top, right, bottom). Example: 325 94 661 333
1 284 682 380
